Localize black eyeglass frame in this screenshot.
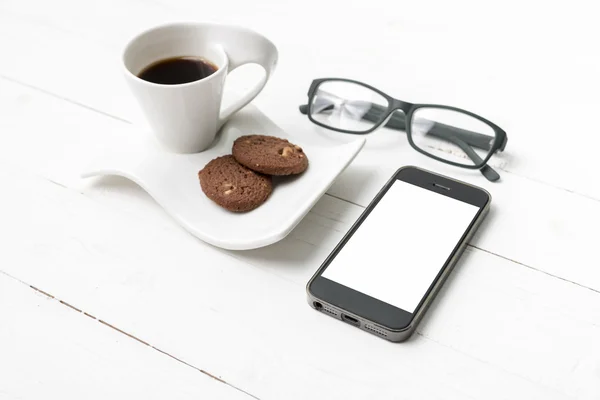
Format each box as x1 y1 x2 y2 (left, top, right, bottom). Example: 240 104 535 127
302 78 508 173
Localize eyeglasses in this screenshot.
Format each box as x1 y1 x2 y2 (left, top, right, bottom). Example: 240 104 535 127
299 78 508 182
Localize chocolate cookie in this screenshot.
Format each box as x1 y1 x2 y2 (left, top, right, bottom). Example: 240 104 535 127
198 155 272 212
232 135 309 175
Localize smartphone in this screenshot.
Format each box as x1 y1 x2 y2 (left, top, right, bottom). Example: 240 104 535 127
306 166 491 342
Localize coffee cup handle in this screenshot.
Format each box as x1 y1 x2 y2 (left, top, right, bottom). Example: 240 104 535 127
218 31 278 126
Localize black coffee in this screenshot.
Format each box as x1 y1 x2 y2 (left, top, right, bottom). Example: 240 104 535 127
137 56 218 85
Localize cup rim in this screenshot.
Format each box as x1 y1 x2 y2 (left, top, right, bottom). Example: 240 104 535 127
121 21 230 88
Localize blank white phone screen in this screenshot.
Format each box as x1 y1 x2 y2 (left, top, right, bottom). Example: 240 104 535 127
322 180 479 313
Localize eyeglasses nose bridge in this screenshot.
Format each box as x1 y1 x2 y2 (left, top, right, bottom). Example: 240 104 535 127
390 99 412 113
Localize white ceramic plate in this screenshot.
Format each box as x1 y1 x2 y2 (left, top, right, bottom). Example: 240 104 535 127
81 106 365 250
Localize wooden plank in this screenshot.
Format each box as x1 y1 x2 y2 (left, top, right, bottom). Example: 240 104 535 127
0 1 599 398
1 0 600 201
0 273 252 400
0 163 599 399
0 5 599 292
0 76 599 295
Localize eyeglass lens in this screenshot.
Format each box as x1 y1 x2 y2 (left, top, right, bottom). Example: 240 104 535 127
309 81 389 133
410 107 496 167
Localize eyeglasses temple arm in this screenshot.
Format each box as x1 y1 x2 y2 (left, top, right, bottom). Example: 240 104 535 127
445 136 500 182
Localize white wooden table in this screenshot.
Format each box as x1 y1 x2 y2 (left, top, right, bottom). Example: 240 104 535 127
1 1 599 398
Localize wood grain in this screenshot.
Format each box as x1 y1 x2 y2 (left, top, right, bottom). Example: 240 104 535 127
0 273 251 399
1 0 599 199
1 162 599 398
0 76 599 293
1 0 600 398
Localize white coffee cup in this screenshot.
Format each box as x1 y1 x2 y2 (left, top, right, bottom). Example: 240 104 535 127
122 22 278 153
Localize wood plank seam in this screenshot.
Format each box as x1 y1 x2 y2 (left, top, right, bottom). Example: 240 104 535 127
21 268 568 399
12 256 581 398
413 331 561 393
1 270 261 400
0 73 131 125
469 244 600 295
500 168 600 206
